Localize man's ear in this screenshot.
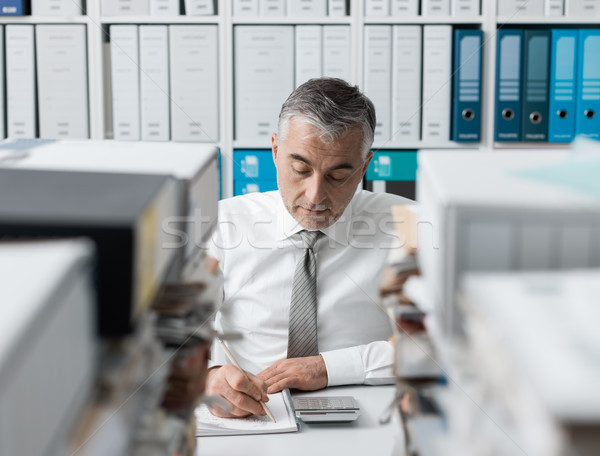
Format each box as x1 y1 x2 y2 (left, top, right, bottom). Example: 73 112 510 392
361 151 373 177
271 133 278 165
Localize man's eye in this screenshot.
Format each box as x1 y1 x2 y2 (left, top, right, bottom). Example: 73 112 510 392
329 173 349 182
293 168 310 175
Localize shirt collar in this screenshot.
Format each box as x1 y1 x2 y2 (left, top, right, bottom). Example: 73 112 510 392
275 191 352 246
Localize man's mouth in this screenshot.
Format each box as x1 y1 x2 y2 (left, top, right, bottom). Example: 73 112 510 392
299 207 329 216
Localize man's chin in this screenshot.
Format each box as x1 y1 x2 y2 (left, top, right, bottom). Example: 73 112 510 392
295 212 336 230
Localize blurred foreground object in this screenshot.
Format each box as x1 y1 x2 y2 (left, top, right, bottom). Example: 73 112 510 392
455 269 600 456
0 240 97 456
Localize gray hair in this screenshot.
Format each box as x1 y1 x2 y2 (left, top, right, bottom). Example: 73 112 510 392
276 78 376 158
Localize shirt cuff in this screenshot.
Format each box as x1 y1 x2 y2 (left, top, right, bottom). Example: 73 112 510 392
320 347 365 386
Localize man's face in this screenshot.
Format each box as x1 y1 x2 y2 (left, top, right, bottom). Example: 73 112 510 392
272 119 372 230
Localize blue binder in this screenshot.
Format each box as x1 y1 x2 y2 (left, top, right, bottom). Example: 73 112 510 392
575 29 600 140
495 29 523 142
234 179 278 196
452 29 483 142
0 0 25 15
233 150 277 180
521 29 551 142
548 29 579 143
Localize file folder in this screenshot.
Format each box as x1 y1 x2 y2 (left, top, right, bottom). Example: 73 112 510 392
575 29 600 139
364 26 392 143
36 25 89 139
391 26 422 141
5 25 36 139
110 25 140 140
452 29 482 142
422 25 452 142
548 29 578 143
495 29 522 141
521 29 551 142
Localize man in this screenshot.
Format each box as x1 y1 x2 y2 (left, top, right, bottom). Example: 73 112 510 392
206 78 411 418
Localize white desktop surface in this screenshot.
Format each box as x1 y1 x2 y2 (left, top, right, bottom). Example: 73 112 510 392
196 385 401 456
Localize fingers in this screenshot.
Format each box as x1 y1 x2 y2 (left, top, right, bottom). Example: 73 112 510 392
205 365 269 418
259 356 328 393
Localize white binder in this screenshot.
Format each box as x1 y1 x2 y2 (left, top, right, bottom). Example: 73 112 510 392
36 25 89 139
545 0 564 15
287 0 327 16
295 25 323 87
421 0 450 15
110 25 140 140
184 0 215 15
5 25 36 139
169 25 219 142
234 26 294 142
391 26 422 141
233 0 259 15
422 25 452 142
31 0 83 15
451 0 480 15
323 25 351 82
364 26 392 143
328 0 346 15
140 25 170 141
565 0 600 15
150 0 179 15
101 0 150 15
497 0 544 16
260 0 286 15
391 0 419 15
365 0 390 16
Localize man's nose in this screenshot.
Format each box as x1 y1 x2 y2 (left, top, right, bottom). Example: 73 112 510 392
305 174 327 206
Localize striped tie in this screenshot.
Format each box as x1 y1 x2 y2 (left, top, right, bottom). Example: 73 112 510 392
287 230 322 359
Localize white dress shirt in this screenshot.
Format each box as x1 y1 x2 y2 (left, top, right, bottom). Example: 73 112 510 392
207 190 411 386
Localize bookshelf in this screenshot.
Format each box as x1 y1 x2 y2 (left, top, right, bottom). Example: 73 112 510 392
1 0 598 198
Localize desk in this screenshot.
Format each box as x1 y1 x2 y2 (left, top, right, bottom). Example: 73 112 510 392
196 385 402 456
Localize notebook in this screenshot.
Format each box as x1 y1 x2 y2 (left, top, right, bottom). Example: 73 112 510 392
196 389 298 436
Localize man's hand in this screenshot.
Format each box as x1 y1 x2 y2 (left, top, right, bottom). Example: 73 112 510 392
205 364 269 418
258 355 328 394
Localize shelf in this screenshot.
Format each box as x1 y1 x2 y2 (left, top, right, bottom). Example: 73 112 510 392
0 15 91 24
231 16 352 25
372 142 481 150
233 141 272 149
493 142 573 149
100 15 221 24
496 15 600 25
364 16 483 25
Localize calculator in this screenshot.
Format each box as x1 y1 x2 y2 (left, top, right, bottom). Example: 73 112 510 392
292 396 360 423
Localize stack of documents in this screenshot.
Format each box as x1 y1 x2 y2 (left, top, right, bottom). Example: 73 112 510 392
417 148 600 339
455 269 600 456
0 240 97 456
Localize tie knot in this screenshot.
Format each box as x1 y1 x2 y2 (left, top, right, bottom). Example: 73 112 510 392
300 230 322 249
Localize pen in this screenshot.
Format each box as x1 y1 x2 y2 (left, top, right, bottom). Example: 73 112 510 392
217 338 276 423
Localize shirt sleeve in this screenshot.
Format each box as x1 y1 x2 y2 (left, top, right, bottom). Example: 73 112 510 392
320 340 395 386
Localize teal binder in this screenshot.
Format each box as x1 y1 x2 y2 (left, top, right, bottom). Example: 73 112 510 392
548 29 578 143
575 29 600 140
495 29 523 142
366 151 417 181
521 29 551 142
452 29 482 142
